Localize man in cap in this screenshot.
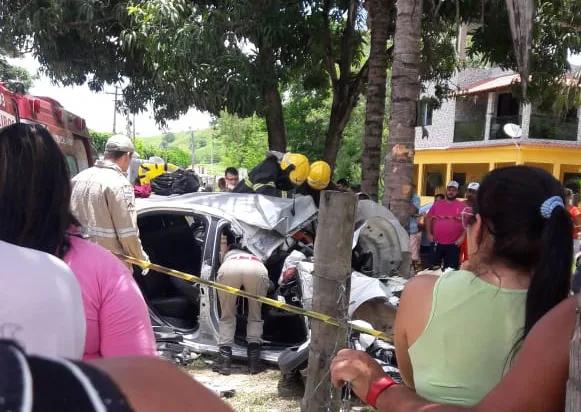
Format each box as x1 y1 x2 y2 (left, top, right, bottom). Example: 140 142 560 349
465 182 480 208
71 134 149 270
425 181 465 270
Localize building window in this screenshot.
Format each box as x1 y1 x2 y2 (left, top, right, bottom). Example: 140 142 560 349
417 99 433 127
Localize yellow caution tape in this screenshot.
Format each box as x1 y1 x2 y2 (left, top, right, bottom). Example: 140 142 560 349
113 253 393 343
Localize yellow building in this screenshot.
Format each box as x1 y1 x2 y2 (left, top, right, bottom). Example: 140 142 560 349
414 69 581 204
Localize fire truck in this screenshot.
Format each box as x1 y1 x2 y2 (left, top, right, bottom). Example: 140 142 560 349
0 82 94 176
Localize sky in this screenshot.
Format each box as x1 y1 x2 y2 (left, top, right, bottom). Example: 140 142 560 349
8 55 212 137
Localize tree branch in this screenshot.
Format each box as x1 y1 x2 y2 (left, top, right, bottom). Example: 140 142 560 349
322 0 338 84
339 0 358 82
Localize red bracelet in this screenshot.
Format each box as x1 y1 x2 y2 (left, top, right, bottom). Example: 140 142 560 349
366 376 397 408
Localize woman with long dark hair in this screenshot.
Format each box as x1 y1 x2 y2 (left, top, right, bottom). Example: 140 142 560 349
367 166 572 407
0 123 155 359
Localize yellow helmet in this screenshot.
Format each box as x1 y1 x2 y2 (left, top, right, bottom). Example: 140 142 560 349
281 153 310 186
307 160 331 190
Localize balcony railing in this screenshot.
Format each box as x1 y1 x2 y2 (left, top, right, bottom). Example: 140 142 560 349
489 115 521 140
453 119 485 143
529 114 578 141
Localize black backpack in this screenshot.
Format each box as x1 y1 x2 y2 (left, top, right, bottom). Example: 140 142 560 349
151 169 200 196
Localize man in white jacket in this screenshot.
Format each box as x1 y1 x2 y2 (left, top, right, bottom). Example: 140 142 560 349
71 135 149 269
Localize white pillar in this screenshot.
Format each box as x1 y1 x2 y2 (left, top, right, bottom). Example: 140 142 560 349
484 92 496 140
521 103 532 139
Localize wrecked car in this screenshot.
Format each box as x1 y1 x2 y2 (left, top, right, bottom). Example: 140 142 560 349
132 192 409 367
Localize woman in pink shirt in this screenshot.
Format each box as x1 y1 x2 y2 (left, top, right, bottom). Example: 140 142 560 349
0 123 155 360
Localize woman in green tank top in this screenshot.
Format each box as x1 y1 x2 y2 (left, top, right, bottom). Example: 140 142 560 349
390 166 574 406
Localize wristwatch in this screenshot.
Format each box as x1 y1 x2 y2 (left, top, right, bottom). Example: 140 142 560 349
366 376 398 408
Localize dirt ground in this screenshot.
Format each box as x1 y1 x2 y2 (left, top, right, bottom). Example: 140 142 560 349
186 356 373 412
187 356 302 412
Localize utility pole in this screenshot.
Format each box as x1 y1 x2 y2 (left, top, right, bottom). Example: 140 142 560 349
132 113 136 141
302 191 357 412
190 128 196 168
105 86 119 133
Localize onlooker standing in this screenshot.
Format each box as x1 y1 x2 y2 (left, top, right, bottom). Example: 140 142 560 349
566 188 581 253
408 185 422 271
218 177 227 192
71 134 149 268
460 182 480 263
224 167 240 191
0 124 155 360
418 194 444 268
336 178 350 192
426 181 465 269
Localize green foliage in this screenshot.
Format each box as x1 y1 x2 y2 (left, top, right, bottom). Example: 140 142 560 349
134 137 191 168
214 112 269 170
283 85 367 184
0 52 35 92
162 132 175 144
89 131 113 155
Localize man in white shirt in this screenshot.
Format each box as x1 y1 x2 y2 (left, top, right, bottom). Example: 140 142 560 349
0 241 86 359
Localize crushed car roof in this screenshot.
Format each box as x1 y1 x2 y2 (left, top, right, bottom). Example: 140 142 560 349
136 193 318 259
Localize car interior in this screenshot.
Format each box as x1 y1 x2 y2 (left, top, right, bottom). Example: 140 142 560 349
135 211 309 348
134 213 206 331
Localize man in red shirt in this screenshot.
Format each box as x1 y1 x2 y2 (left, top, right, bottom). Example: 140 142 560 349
425 181 466 270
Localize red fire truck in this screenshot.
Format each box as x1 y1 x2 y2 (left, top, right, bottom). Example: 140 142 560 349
0 82 94 176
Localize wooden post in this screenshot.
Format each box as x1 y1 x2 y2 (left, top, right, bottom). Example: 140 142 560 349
302 191 358 412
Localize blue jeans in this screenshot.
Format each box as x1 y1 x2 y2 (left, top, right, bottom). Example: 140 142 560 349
429 243 460 270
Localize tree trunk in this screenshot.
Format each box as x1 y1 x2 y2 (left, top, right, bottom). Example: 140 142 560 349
262 84 287 152
320 0 368 171
361 0 393 201
323 63 369 169
257 44 287 152
382 0 423 228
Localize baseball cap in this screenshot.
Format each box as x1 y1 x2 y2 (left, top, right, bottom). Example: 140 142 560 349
467 182 480 191
447 181 459 189
105 134 135 153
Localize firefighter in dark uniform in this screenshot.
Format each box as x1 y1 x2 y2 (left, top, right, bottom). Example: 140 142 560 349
232 152 310 197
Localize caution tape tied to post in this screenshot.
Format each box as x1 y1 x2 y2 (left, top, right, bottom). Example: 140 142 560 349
113 253 394 343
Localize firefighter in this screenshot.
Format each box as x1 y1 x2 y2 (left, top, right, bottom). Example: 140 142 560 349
233 151 310 197
70 134 149 271
294 160 334 207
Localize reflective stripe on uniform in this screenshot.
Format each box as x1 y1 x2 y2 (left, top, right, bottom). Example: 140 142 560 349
244 175 276 192
86 227 138 239
86 228 117 238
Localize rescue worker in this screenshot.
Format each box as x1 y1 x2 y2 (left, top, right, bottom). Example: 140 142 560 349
70 134 149 271
213 237 270 376
233 151 310 197
294 160 335 207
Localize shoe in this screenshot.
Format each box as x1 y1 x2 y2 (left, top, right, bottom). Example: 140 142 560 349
247 343 266 374
212 346 232 375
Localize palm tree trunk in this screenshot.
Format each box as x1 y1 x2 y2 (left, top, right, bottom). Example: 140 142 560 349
382 0 423 228
361 0 393 201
